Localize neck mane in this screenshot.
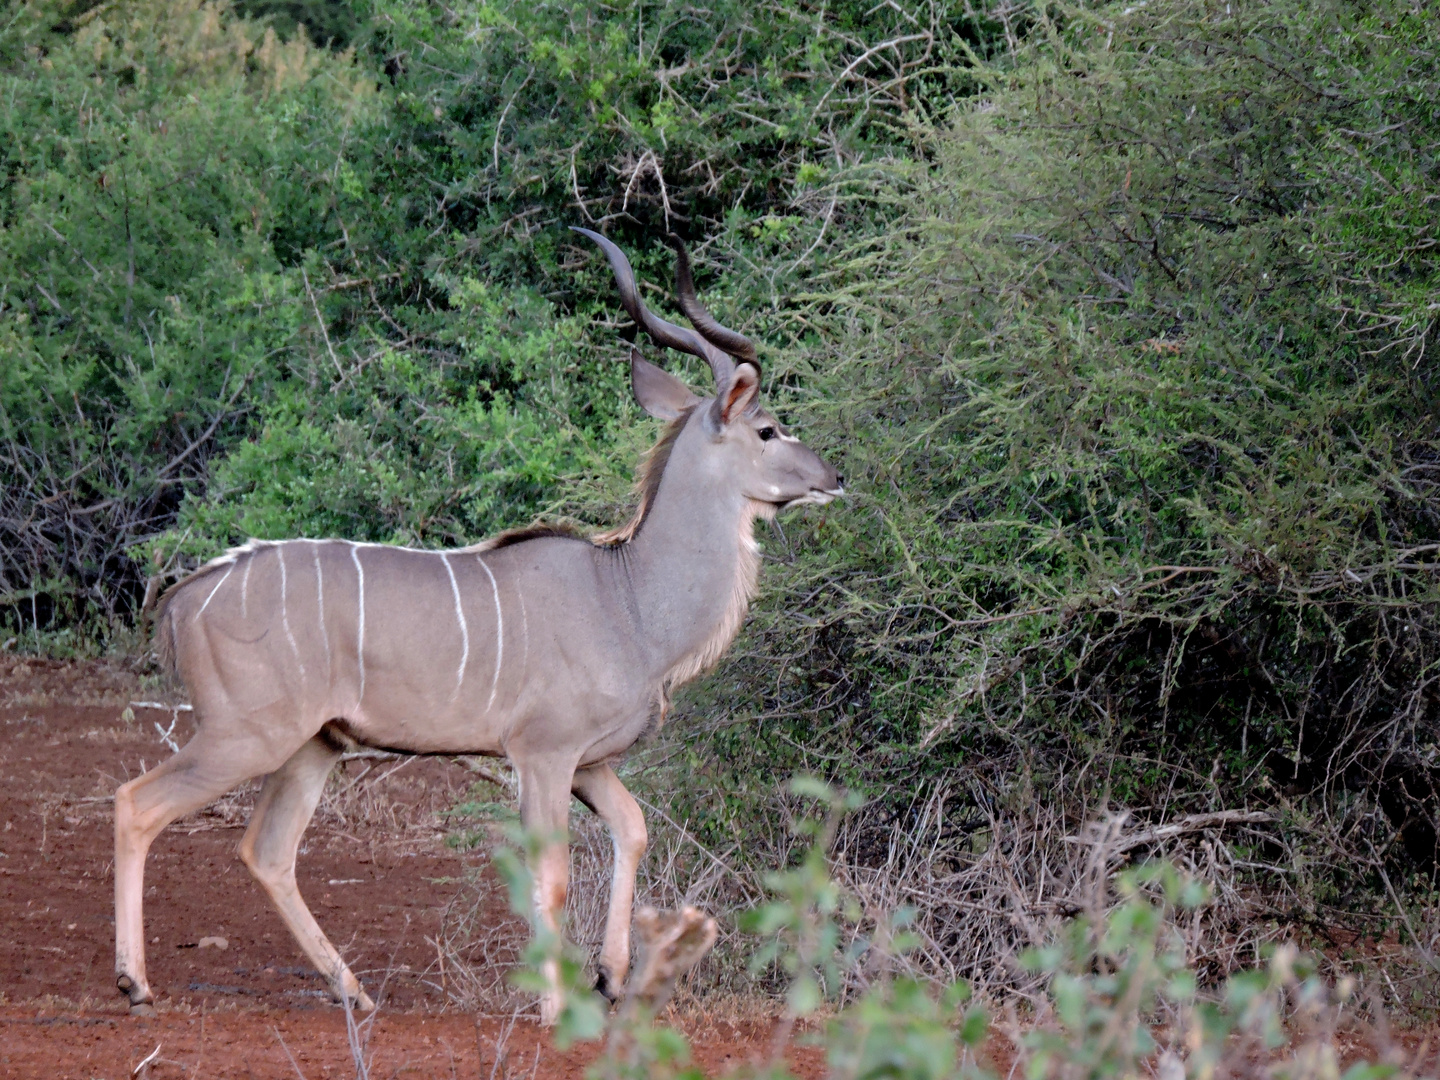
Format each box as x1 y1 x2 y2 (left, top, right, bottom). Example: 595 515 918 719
652 498 767 695
590 406 695 546
470 408 693 554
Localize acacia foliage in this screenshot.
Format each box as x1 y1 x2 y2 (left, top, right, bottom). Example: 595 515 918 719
671 0 1440 964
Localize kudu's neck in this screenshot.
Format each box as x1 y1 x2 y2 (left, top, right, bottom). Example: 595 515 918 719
620 430 762 689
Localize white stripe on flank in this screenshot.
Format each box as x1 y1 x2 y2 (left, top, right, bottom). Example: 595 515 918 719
278 546 306 677
312 541 331 673
350 543 366 705
443 554 469 700
476 556 503 711
240 555 252 619
196 563 233 619
516 588 529 684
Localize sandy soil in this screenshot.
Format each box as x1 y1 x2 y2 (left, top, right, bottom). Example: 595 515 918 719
0 657 820 1079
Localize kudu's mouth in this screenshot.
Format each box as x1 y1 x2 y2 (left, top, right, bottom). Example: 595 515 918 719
777 486 845 511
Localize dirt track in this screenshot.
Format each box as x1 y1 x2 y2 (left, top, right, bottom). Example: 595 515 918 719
0 657 819 1078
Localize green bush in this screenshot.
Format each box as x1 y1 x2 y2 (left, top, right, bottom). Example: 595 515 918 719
0 0 372 629
1 0 961 635
648 0 1440 990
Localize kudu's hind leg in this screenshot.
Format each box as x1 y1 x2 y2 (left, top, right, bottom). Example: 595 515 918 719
572 764 648 1003
114 731 283 1014
238 736 375 1010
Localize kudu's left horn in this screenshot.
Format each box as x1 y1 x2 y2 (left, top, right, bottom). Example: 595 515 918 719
571 226 736 388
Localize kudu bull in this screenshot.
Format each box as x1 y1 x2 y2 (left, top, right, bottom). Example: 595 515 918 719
116 229 841 1021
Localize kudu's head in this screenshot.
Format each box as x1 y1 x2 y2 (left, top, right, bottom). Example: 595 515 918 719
574 228 842 514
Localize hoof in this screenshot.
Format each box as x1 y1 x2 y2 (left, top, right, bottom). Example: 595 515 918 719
594 968 620 1005
117 974 155 1014
334 988 376 1012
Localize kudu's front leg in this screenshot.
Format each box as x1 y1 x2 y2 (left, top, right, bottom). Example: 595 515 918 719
516 760 577 1025
239 736 374 1011
572 763 648 1003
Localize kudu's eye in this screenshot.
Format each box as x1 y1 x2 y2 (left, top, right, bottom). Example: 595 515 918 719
757 426 777 442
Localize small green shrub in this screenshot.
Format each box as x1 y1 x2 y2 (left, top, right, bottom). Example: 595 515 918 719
485 782 1402 1080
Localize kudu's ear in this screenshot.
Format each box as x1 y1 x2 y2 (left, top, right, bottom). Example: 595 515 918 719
631 349 699 420
710 361 760 430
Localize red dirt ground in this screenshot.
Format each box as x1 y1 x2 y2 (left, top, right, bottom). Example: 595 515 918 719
0 657 822 1079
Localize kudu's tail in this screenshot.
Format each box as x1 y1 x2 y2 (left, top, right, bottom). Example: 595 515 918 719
150 587 180 680
146 548 243 681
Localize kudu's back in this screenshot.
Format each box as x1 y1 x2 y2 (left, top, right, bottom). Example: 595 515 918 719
158 531 656 762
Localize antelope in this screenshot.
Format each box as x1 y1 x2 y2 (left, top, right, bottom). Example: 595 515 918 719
115 229 841 1022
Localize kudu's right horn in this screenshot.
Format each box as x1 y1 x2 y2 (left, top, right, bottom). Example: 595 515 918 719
571 226 737 388
665 233 759 377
